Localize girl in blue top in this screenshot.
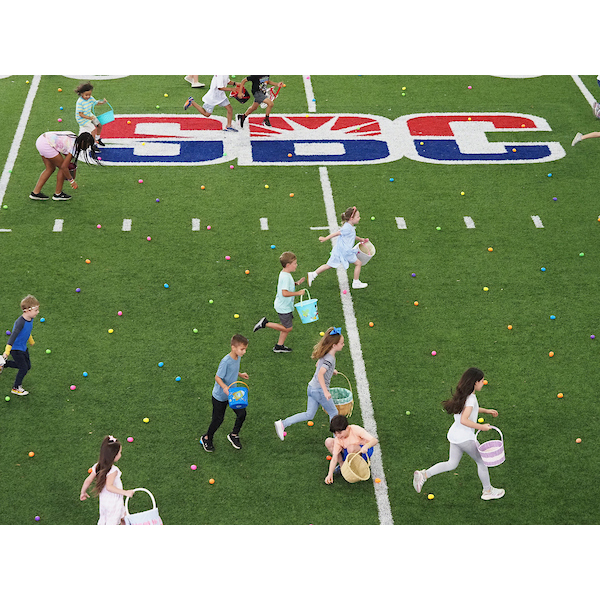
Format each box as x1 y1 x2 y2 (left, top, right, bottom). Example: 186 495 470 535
307 206 370 289
274 327 344 440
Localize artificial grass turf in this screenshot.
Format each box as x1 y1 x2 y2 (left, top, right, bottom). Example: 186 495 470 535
1 75 599 525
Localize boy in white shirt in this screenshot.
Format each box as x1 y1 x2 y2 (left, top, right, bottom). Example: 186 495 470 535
253 252 306 353
184 75 239 131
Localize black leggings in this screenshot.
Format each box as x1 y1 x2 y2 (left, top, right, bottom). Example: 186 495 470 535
205 396 246 440
6 349 31 388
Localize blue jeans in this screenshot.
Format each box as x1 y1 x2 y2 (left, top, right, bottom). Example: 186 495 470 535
282 385 338 428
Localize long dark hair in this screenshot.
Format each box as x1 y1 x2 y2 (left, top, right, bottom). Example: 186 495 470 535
93 435 121 495
72 132 101 167
442 367 484 415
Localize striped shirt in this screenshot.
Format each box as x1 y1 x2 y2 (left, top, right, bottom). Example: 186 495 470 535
75 95 98 126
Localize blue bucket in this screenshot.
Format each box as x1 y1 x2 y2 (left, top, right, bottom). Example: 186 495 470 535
93 101 115 125
228 381 248 409
295 289 318 323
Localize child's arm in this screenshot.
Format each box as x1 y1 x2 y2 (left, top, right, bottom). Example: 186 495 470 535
60 154 78 189
215 375 231 395
295 276 306 286
355 235 370 244
317 366 331 400
105 470 135 498
282 288 305 298
78 111 95 121
319 231 341 243
325 449 341 484
479 408 499 417
267 80 284 88
80 470 95 500
239 372 249 380
460 406 491 431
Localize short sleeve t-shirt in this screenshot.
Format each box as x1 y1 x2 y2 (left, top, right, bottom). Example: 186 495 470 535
332 424 375 456
212 353 241 402
447 393 479 444
202 75 230 105
308 353 336 391
44 132 76 155
274 271 295 314
247 75 269 97
75 96 98 126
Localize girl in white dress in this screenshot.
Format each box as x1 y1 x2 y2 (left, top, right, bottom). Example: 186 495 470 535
80 435 135 524
413 368 505 501
307 206 370 289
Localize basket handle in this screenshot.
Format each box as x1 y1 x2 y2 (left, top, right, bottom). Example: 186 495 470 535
475 425 503 441
295 288 310 304
333 371 353 395
92 100 113 115
348 451 370 468
125 487 156 515
229 380 248 391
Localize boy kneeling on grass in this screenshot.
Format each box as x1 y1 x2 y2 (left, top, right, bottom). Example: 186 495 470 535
324 414 378 485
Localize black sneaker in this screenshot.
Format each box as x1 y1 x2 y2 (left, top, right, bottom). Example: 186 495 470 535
201 436 214 452
273 344 292 353
263 116 271 127
53 192 71 201
237 114 247 128
227 433 242 450
96 138 105 147
253 317 268 332
29 192 50 201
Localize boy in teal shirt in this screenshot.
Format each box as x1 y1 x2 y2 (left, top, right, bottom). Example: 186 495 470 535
253 251 306 353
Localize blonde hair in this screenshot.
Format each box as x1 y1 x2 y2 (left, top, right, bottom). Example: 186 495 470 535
21 295 39 311
279 251 296 268
311 327 342 360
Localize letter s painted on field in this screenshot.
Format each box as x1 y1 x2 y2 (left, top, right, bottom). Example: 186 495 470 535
395 113 565 164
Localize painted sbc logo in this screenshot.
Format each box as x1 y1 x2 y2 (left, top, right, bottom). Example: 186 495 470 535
97 113 564 166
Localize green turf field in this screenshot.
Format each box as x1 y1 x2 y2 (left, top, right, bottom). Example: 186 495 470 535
1 74 599 526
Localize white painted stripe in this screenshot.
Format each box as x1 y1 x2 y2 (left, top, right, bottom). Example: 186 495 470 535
464 216 476 229
192 218 201 231
395 217 407 229
318 165 393 525
310 226 330 230
260 217 269 230
531 215 544 228
294 142 345 156
0 229 12 233
572 75 598 108
0 75 41 221
122 219 132 231
302 75 317 113
52 219 64 232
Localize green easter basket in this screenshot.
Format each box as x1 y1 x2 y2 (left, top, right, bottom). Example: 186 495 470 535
323 371 353 417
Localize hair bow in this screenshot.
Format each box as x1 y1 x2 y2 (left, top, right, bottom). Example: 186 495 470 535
330 327 342 335
108 435 117 442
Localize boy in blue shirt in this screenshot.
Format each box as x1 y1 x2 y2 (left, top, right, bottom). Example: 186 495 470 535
201 334 249 452
1 295 39 395
253 251 306 353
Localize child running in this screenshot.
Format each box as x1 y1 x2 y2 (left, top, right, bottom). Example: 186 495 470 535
79 435 136 525
74 82 108 148
1 295 39 396
184 75 239 131
324 414 379 485
274 327 343 440
201 334 250 452
307 206 369 289
29 131 100 201
253 251 306 353
236 76 284 128
413 367 505 501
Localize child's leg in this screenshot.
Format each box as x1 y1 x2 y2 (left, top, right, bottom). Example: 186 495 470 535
33 156 59 194
281 386 320 428
189 99 211 117
425 443 463 479
244 101 260 117
230 407 247 435
205 397 228 440
582 131 600 140
8 349 30 389
263 98 274 116
461 440 492 491
352 258 363 281
95 122 103 139
225 103 233 127
308 264 332 285
315 264 332 276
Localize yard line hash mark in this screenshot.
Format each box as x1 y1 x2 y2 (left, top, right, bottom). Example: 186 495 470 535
464 216 476 229
260 218 269 230
122 219 132 231
192 219 201 231
53 219 64 232
395 217 407 229
531 215 544 228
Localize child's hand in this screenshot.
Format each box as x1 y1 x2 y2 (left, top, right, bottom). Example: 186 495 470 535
296 276 306 285
70 180 78 190
481 423 492 431
325 474 334 485
318 236 327 242
324 391 332 400
239 372 249 380
489 409 498 417
80 492 89 501
124 489 135 499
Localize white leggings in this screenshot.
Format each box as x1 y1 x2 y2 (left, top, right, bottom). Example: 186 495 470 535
426 440 491 490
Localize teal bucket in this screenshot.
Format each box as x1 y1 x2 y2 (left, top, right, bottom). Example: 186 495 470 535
228 381 248 409
295 289 318 324
93 101 115 125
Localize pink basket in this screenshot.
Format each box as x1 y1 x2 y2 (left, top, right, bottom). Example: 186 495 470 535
475 426 505 467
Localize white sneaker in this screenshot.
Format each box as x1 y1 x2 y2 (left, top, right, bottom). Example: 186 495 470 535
307 272 317 287
594 102 600 118
413 469 426 493
352 279 368 289
11 386 29 396
274 419 285 441
572 132 583 146
481 486 505 500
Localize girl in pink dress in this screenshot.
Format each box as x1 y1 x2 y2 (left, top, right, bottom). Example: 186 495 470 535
80 435 135 525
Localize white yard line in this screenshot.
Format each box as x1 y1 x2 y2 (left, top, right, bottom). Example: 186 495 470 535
572 75 598 108
302 75 317 113
0 75 42 229
318 165 394 525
